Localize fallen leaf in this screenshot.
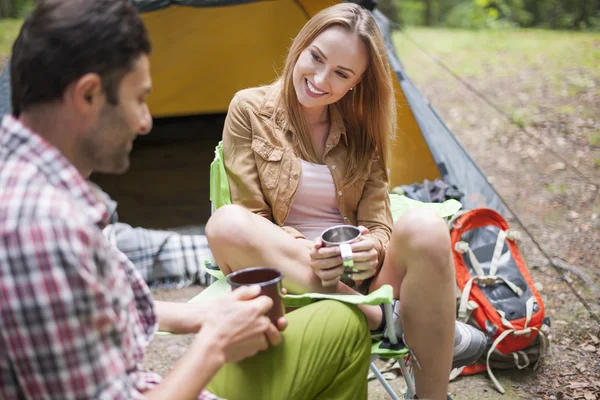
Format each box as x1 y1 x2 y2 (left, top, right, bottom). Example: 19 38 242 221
583 393 595 400
588 333 600 344
581 344 597 352
569 382 590 389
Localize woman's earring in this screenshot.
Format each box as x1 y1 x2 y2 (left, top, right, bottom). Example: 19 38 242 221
350 87 354 91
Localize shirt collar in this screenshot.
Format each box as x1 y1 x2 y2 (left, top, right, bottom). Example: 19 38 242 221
0 115 112 228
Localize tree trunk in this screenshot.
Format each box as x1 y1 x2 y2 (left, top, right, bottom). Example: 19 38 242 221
0 0 13 18
577 0 599 27
424 0 434 26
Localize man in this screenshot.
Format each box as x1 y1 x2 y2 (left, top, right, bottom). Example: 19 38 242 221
0 1 371 399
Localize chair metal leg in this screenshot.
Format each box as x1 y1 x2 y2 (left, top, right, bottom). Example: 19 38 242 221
369 361 401 400
398 359 416 399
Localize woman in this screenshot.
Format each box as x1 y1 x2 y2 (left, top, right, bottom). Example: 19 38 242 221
206 4 485 399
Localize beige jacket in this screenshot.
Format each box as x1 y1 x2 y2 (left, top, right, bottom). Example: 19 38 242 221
222 83 393 265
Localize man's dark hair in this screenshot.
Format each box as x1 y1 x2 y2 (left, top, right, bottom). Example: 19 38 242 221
10 0 151 116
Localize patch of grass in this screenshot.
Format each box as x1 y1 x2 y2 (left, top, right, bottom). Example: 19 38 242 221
393 27 600 88
595 156 600 168
588 130 600 146
0 19 23 56
510 109 527 128
557 105 576 115
544 183 569 194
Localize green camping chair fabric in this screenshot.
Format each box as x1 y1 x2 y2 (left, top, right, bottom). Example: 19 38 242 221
167 142 462 399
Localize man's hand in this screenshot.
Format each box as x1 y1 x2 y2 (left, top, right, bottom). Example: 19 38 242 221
194 285 287 364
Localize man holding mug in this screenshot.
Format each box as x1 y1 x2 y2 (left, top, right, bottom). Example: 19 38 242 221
0 1 371 399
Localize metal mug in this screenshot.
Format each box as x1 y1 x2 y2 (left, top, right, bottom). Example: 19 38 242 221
320 225 361 270
226 267 285 324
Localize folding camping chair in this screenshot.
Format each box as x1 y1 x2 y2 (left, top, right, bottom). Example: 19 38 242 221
159 142 462 400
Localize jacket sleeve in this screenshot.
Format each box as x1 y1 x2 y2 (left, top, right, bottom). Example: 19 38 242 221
222 94 274 220
356 156 393 268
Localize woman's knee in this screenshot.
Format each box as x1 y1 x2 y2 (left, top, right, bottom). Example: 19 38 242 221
391 209 453 275
205 204 254 250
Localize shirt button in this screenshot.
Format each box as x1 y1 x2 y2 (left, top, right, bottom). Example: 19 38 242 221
331 165 336 170
343 216 348 220
338 191 342 196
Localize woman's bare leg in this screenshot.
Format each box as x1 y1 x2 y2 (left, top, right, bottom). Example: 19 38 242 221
369 209 455 400
206 205 384 327
206 204 328 294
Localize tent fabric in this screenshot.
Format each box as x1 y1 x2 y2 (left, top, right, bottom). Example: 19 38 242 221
374 11 506 212
132 0 262 13
0 1 506 213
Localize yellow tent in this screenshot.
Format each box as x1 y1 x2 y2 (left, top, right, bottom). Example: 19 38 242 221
139 1 440 188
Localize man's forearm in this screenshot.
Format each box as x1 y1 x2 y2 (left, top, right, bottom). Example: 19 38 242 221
144 332 225 400
155 301 203 334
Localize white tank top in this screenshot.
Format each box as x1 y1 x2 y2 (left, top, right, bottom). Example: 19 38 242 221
284 159 345 240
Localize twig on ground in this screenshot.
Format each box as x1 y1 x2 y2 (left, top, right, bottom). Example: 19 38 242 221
549 258 600 294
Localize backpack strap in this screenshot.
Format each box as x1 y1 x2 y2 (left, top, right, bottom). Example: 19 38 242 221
454 228 525 321
484 296 549 394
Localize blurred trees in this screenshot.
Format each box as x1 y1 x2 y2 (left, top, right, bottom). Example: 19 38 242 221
0 0 34 18
384 0 600 30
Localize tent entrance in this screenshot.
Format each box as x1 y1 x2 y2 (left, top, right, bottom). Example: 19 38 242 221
91 114 225 229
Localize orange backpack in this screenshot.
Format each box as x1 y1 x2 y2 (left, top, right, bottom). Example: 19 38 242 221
449 208 550 393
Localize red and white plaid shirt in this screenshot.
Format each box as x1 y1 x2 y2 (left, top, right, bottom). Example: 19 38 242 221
0 116 218 400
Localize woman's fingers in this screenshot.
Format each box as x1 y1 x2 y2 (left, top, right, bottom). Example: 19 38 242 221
349 259 379 272
311 246 342 260
350 248 378 263
346 269 377 281
316 265 344 281
350 239 375 253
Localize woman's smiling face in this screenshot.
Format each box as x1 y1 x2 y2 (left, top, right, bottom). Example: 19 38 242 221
292 26 368 111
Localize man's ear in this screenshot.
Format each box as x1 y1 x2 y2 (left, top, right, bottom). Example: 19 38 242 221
69 73 104 113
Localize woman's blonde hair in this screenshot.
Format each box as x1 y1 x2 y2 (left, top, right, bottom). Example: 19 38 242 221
276 3 396 187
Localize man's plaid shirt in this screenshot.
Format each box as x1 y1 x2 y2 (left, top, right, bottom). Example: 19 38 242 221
0 116 218 399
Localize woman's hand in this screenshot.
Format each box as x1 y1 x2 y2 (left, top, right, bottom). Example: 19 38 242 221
347 226 379 283
309 238 346 288
307 226 377 287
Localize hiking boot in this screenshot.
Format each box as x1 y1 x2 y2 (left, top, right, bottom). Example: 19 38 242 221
372 301 487 368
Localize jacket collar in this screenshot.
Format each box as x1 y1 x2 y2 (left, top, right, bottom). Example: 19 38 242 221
258 82 348 146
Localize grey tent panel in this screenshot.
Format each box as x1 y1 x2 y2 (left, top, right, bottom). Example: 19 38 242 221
398 75 506 213
0 62 10 118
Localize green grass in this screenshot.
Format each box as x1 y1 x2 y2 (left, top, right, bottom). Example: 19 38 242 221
393 27 600 83
588 130 600 146
392 27 599 123
0 19 23 56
